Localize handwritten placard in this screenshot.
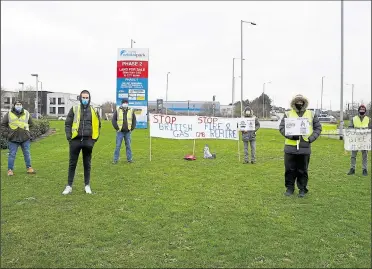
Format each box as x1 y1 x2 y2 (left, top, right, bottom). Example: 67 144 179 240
343 129 371 151
150 114 196 139
285 118 310 136
196 116 238 140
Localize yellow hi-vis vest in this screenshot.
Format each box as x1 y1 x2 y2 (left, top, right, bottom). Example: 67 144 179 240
353 115 370 128
117 107 133 131
71 105 100 139
285 109 314 146
9 110 30 131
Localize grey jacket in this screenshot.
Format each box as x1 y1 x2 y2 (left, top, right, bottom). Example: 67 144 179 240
279 96 322 155
241 116 260 141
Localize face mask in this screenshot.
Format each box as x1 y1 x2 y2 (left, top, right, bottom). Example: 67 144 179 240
245 111 251 117
295 104 303 110
15 105 22 112
81 99 89 105
121 103 128 108
359 111 366 116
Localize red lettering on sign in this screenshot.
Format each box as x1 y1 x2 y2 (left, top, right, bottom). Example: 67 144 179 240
197 116 218 124
152 115 176 124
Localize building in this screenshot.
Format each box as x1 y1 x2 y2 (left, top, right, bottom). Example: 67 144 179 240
1 90 19 111
46 92 102 118
148 100 221 115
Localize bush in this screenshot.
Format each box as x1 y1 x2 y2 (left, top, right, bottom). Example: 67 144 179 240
0 119 50 149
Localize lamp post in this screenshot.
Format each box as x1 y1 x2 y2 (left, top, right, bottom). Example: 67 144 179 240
232 58 244 118
165 72 170 115
339 0 344 139
39 81 43 115
346 83 354 115
240 20 256 117
320 76 325 113
18 82 24 101
262 81 271 118
31 74 39 119
131 39 136 48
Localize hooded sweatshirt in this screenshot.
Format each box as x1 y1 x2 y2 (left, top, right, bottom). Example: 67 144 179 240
279 94 322 155
1 101 33 143
65 90 101 141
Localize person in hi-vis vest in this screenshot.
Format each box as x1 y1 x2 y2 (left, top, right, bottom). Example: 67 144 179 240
347 104 372 176
241 106 260 164
62 90 101 195
279 94 322 198
112 98 137 164
1 100 36 176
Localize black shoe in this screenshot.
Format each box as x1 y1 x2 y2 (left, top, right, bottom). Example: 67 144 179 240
251 160 256 164
243 160 249 164
347 168 355 175
284 189 294 196
298 190 306 198
128 160 133 163
363 169 368 176
112 160 118 164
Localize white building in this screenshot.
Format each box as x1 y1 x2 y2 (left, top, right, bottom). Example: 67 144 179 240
220 105 234 117
46 92 102 118
1 90 19 117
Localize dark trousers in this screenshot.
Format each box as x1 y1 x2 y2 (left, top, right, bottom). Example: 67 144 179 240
68 138 95 186
284 153 310 192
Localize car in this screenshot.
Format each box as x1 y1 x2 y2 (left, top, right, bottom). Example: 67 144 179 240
270 115 280 121
318 115 337 124
58 116 66 121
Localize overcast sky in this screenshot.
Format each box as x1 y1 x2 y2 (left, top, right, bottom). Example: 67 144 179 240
1 1 371 109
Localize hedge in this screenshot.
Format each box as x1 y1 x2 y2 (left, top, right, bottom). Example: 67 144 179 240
0 119 50 149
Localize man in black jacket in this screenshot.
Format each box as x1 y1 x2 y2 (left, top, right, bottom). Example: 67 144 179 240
62 90 101 195
1 100 36 176
279 94 322 198
112 98 136 164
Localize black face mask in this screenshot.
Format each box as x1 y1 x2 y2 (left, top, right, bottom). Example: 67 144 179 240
295 104 303 110
359 111 366 116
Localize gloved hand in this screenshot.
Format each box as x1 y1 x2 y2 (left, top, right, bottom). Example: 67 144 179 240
286 135 300 140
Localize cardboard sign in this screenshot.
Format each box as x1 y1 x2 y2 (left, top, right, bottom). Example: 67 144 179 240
237 118 256 131
285 118 310 136
343 129 371 151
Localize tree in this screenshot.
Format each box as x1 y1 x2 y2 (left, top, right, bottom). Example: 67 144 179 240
101 101 116 115
368 101 372 117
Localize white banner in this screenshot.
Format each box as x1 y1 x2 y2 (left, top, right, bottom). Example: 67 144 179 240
196 116 238 140
150 114 196 139
343 129 371 151
149 114 238 140
237 117 256 131
285 117 310 136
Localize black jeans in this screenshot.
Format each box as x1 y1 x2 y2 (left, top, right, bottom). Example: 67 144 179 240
284 153 310 192
68 138 95 186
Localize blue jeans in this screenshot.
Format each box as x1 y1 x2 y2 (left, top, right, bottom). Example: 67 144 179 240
113 131 132 161
8 140 32 170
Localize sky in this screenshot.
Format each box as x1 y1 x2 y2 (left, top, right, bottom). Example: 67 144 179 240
1 1 371 109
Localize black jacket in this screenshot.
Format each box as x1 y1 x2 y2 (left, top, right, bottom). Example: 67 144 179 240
112 108 136 132
65 104 101 141
1 108 34 143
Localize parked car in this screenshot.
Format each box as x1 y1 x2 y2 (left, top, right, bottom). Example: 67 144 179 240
270 115 280 121
318 115 337 124
58 116 66 121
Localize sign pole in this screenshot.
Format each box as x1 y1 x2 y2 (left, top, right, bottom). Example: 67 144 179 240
238 139 241 162
149 136 152 161
192 139 196 155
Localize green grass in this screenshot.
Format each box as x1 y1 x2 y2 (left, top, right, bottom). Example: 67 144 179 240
1 121 371 268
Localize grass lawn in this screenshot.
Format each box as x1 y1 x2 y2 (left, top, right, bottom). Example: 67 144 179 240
1 120 371 268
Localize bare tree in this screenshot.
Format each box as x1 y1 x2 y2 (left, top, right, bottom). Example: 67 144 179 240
101 101 116 115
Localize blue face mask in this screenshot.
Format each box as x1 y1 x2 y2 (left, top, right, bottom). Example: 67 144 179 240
15 105 22 112
81 99 89 105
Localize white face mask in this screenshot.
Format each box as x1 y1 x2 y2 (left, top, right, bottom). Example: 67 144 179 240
121 103 128 108
15 105 22 112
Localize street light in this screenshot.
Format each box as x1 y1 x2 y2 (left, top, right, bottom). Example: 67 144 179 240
339 0 344 139
18 82 24 101
232 57 244 118
38 81 43 114
232 76 241 117
262 81 272 118
31 74 39 119
346 83 355 115
241 20 257 117
131 39 136 48
165 72 170 115
320 76 325 113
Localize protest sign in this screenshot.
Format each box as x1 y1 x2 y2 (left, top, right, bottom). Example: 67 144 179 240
237 117 256 131
196 116 238 140
285 118 310 136
343 129 371 151
150 114 197 139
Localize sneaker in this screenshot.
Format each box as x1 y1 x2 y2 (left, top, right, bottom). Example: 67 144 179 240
243 160 249 164
347 168 355 175
112 160 118 164
7 169 14 176
251 160 256 164
128 160 133 163
27 167 36 174
62 185 72 195
362 169 368 176
284 189 294 196
298 190 306 198
85 185 92 194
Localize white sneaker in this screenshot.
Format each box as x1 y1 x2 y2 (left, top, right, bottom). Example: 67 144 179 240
62 185 72 195
85 185 92 194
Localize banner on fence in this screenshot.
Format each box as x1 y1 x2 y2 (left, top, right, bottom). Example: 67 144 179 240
237 117 256 131
284 118 310 136
343 129 371 151
196 116 238 140
149 114 239 140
